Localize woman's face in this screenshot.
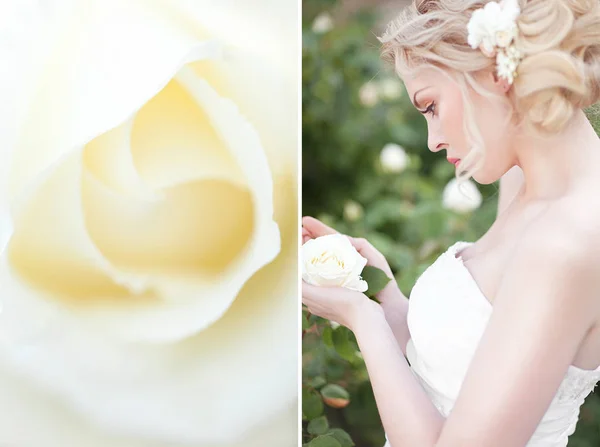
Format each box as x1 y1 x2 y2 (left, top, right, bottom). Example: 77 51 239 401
402 67 517 184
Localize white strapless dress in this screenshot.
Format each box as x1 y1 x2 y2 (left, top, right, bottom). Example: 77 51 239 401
384 241 600 447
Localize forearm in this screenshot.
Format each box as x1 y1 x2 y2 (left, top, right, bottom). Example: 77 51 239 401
352 307 444 447
377 280 411 355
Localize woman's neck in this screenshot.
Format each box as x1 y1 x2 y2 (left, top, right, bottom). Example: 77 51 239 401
513 109 600 202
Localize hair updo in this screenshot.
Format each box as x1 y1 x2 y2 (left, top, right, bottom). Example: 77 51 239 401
379 0 600 182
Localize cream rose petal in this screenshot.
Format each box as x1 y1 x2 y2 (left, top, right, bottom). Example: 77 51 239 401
8 0 219 203
0 220 297 443
0 355 297 447
163 0 298 182
3 63 281 343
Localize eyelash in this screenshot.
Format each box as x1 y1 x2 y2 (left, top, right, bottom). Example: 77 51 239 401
424 102 436 117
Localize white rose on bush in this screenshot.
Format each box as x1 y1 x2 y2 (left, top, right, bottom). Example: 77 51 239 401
359 82 380 107
378 78 403 101
312 12 334 34
343 200 363 222
302 234 368 293
0 1 297 446
380 143 409 173
442 178 483 213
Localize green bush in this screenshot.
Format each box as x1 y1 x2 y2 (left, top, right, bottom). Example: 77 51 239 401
302 1 600 446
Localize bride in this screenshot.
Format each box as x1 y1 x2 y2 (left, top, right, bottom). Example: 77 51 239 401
301 0 600 446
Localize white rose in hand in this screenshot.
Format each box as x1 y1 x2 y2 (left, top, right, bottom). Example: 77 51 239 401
0 1 297 446
302 234 369 293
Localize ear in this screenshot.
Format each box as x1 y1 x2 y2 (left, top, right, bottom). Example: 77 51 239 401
491 70 511 93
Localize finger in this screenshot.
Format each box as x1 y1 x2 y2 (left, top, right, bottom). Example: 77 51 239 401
303 282 348 301
302 216 338 238
346 236 391 274
346 236 375 258
302 282 331 305
302 281 319 303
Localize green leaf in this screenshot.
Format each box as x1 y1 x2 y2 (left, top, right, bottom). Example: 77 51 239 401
361 265 392 298
585 103 600 136
308 416 330 435
309 313 321 325
321 384 350 400
302 311 310 330
308 435 342 447
322 325 334 347
303 388 324 420
328 428 355 447
332 327 356 361
308 376 327 389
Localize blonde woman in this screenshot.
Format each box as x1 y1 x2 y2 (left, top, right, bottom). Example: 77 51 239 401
301 0 600 446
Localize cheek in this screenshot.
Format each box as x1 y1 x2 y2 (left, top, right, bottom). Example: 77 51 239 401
476 100 512 160
440 93 468 152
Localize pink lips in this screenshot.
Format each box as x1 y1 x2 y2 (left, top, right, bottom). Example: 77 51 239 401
447 158 460 166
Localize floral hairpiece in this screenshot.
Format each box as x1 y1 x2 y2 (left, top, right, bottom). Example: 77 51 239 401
467 0 523 85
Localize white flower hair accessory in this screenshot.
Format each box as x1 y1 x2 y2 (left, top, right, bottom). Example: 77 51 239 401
467 0 523 85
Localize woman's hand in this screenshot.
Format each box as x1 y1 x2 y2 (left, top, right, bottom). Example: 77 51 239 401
302 282 383 332
302 216 403 304
302 216 411 354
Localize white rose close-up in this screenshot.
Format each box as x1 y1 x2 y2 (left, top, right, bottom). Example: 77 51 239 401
380 143 409 173
442 178 483 214
302 234 368 293
0 1 298 446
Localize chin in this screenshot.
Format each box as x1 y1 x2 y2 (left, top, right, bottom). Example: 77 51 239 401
470 169 502 185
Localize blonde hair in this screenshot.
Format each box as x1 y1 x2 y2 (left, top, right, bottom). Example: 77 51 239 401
379 0 600 183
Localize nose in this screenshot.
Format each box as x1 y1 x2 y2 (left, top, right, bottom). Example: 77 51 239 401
428 140 447 154
427 125 446 153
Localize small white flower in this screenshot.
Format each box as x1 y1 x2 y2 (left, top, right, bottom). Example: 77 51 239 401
496 51 514 83
312 12 333 34
508 45 520 56
467 2 502 50
479 43 497 58
442 178 482 213
359 82 379 107
380 143 409 173
302 234 368 292
467 0 520 53
467 0 522 85
495 28 517 48
378 78 403 100
496 44 523 84
330 320 341 329
343 200 363 222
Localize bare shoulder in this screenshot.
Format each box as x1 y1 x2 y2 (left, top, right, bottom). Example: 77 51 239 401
540 190 600 257
511 194 600 304
520 203 600 270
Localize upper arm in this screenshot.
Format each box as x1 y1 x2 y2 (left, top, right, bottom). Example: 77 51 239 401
435 233 599 447
497 166 524 217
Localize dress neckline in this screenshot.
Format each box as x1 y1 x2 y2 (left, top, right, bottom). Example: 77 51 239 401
446 241 600 375
450 241 493 309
